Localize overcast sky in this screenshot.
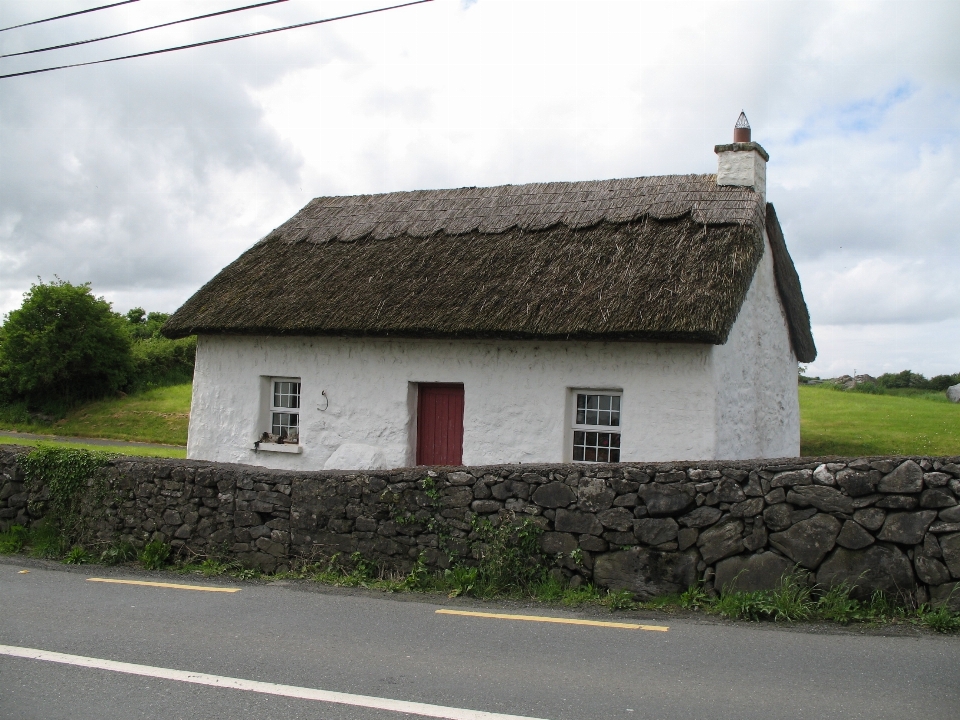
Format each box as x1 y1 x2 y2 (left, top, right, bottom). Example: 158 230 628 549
1 0 957 379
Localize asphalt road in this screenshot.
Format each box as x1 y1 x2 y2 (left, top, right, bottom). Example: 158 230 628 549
1 558 959 720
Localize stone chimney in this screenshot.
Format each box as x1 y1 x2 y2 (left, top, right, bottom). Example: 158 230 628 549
715 111 768 197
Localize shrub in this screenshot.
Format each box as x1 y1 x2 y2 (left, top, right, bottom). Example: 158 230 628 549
0 279 133 411
471 514 547 596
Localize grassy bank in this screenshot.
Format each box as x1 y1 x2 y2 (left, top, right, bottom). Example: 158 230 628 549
799 384 960 456
0 383 190 446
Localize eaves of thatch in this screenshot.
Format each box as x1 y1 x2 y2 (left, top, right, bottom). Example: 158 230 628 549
163 174 816 362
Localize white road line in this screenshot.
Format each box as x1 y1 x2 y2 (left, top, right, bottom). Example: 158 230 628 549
0 644 547 720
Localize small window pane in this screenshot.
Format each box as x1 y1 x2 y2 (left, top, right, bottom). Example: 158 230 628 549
610 448 620 462
577 394 587 409
597 448 609 462
612 396 620 412
584 447 597 462
573 446 584 461
598 395 610 411
576 409 586 424
585 410 598 425
587 395 599 410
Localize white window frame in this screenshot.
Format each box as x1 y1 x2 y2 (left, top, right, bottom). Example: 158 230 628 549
268 377 301 443
570 389 622 463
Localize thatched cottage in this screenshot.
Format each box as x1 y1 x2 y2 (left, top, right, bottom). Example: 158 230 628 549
164 117 815 470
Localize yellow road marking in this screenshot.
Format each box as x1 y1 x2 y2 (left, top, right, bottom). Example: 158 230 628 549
435 609 668 631
87 578 239 593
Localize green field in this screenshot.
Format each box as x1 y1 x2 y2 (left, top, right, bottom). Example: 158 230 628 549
799 384 960 457
1 381 958 459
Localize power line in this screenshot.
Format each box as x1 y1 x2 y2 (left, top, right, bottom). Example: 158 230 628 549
2 0 289 59
0 1 140 33
0 0 433 80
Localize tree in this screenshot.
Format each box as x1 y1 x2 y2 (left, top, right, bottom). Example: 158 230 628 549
0 279 133 410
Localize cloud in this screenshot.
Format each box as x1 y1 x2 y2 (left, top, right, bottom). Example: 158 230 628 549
0 0 958 378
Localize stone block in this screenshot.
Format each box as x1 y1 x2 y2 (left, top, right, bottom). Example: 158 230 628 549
634 518 679 546
579 535 608 553
770 469 813 488
769 514 841 568
920 488 957 509
835 520 874 550
532 482 576 508
875 495 918 510
817 544 916 601
762 503 792 532
592 547 698 600
729 498 764 518
940 533 960 578
915 555 951 586
697 520 744 565
554 509 603 536
876 511 937 545
878 460 924 494
714 552 791 593
852 508 885 532
678 506 722 528
929 582 960 612
638 484 694 517
786 486 854 514
577 478 615 512
836 469 881 497
597 507 634 531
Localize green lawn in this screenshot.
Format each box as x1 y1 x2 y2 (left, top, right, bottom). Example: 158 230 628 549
800 384 960 457
0 384 191 446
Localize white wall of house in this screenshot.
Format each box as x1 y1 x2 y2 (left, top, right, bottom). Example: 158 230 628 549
186 236 801 470
710 230 801 459
187 334 721 469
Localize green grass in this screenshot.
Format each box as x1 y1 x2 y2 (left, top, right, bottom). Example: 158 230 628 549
0 383 190 447
800 384 960 456
0 436 186 459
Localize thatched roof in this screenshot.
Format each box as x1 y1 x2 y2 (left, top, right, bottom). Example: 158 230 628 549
163 174 815 360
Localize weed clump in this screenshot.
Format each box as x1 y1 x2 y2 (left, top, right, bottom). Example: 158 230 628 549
139 539 171 570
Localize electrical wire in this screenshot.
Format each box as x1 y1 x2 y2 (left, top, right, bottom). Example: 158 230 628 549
0 0 433 80
2 0 289 58
0 1 140 33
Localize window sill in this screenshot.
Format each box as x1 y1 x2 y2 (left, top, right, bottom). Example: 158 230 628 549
253 443 302 454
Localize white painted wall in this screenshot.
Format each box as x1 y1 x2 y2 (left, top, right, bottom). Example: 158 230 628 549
187 335 718 469
186 234 801 470
710 229 801 459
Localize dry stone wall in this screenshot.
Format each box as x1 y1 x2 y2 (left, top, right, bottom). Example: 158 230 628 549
2 446 960 609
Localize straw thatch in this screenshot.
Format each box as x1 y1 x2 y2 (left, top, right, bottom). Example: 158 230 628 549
163 174 813 353
766 204 817 362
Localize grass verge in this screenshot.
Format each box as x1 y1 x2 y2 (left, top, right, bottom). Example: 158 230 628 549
3 527 957 634
800 383 960 456
0 435 186 459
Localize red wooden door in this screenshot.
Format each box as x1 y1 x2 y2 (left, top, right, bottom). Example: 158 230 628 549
417 383 464 466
